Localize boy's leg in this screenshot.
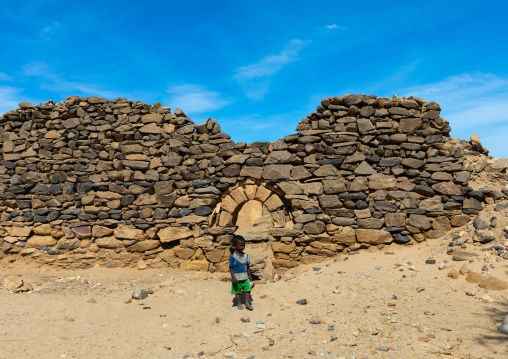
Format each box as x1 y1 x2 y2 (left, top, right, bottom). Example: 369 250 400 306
245 291 253 310
235 293 243 309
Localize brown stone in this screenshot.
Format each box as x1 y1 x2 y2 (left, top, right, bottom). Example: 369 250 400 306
71 226 92 239
431 182 461 196
127 240 160 252
291 166 312 180
420 197 443 211
401 158 425 169
323 179 347 193
33 224 52 236
272 242 296 253
318 195 341 208
185 260 209 271
303 221 326 235
262 164 292 180
368 173 397 190
114 224 144 240
219 211 234 226
355 229 393 244
398 118 422 132
331 226 356 246
451 215 470 227
255 186 272 202
432 216 451 231
264 195 284 211
174 246 195 259
95 237 124 249
141 113 163 123
278 181 304 195
221 195 238 213
479 278 508 290
313 164 340 177
407 214 432 230
10 226 32 237
230 187 248 204
26 236 57 248
385 213 406 227
205 249 226 263
158 226 193 243
240 166 263 178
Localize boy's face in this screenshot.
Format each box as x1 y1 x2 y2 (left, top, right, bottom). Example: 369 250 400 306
235 240 246 253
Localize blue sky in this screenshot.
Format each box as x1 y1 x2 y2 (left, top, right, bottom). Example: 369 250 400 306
1 0 507 157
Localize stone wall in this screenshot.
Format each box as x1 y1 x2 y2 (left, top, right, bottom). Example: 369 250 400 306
0 94 492 274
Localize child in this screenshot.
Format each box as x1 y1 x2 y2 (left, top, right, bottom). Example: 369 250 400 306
229 235 254 310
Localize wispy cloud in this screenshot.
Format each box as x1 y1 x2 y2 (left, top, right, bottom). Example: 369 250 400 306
219 110 303 144
234 39 309 100
166 84 231 114
397 73 508 157
22 61 116 98
326 24 347 30
38 21 59 41
0 86 23 115
0 72 13 81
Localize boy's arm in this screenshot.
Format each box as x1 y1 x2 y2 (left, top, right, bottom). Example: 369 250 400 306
247 264 254 288
230 266 238 284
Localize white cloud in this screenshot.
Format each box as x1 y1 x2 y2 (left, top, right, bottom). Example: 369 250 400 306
0 72 12 81
397 73 508 157
326 24 347 30
0 86 23 115
234 39 309 100
219 110 303 144
22 61 116 98
166 84 231 114
38 21 59 41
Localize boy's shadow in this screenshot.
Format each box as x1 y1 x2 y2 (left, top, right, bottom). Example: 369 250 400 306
231 292 253 307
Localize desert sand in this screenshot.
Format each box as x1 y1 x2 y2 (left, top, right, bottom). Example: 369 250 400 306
1 237 508 359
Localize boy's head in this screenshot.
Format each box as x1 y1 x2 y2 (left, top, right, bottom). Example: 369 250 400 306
232 235 246 252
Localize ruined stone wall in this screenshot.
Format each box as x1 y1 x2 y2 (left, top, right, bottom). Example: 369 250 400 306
0 94 492 274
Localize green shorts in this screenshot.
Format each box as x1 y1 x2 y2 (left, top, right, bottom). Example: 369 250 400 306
231 279 251 294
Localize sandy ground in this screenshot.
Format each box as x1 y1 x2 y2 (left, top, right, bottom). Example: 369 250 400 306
1 239 508 359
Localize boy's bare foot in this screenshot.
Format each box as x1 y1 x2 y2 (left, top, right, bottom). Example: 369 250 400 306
237 303 244 310
245 302 253 310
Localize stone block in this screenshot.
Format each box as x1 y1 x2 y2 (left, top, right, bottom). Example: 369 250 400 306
158 226 193 243
272 242 297 253
265 194 284 211
185 260 209 271
331 226 356 246
355 229 393 244
262 164 292 180
385 213 406 227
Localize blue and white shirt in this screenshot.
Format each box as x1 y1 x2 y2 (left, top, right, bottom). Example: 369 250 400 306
229 252 250 281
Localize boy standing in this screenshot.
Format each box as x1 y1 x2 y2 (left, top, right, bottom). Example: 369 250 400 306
229 235 253 310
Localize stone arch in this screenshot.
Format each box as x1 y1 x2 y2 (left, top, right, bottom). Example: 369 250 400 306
209 181 293 236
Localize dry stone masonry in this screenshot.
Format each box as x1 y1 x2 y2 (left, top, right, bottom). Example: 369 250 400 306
0 94 502 275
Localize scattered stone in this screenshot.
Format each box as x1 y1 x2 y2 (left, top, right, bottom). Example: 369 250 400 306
296 299 307 305
3 276 32 293
480 294 495 303
498 314 508 334
479 278 508 291
465 289 477 296
416 287 425 292
241 316 250 323
132 289 149 300
425 259 436 265
309 319 321 324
